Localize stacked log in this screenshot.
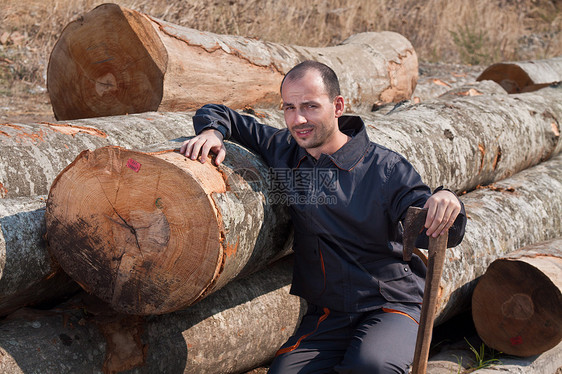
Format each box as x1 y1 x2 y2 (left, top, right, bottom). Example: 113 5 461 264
2 81 560 317
47 3 418 120
0 112 194 198
472 238 562 357
1 153 560 373
0 196 79 316
477 56 562 93
0 257 304 374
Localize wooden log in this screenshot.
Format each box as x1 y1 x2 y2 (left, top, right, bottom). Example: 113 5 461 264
477 56 562 93
472 238 562 357
0 256 304 374
0 196 79 316
45 144 293 315
436 154 562 324
0 111 194 198
46 3 418 120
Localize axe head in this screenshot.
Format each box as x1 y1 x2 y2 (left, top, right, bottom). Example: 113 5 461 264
402 206 428 261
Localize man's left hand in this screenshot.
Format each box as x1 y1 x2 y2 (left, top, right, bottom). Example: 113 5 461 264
423 190 461 238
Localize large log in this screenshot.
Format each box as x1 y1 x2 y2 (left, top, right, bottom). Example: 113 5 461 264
477 56 562 93
45 144 293 315
436 153 562 324
472 238 562 357
0 256 304 374
0 196 79 316
46 3 418 120
0 111 194 198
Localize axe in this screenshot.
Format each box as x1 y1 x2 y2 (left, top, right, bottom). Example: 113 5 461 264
403 206 449 374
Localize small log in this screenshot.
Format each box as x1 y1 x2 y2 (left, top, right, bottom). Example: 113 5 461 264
0 196 79 316
47 3 418 120
477 56 562 93
45 145 293 314
0 256 304 374
472 238 562 357
0 111 193 198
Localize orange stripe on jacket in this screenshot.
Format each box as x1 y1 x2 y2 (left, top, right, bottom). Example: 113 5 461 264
275 308 331 357
382 307 419 325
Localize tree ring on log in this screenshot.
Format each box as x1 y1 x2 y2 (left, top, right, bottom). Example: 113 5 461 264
47 3 167 120
45 146 224 315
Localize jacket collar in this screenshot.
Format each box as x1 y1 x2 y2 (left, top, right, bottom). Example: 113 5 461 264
293 115 370 171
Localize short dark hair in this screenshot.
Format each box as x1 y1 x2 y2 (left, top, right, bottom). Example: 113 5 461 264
280 60 341 100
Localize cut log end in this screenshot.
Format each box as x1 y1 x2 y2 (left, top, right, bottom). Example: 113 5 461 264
45 146 225 315
472 256 562 357
47 3 166 120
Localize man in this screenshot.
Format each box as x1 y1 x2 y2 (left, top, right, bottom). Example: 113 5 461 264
180 61 466 373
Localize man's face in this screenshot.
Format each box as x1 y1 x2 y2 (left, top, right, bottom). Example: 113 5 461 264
281 70 343 156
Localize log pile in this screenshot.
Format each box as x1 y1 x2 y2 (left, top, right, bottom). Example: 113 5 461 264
1 153 560 373
1 3 562 372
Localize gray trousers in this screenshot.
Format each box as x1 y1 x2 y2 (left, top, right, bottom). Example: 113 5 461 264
268 304 419 374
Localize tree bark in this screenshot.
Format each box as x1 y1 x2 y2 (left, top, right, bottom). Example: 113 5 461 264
477 56 562 93
45 145 293 315
436 154 562 324
0 196 79 316
0 111 194 198
472 238 562 357
0 256 304 374
46 3 418 120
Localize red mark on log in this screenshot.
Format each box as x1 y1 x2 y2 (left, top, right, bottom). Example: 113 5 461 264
510 335 523 346
127 159 141 172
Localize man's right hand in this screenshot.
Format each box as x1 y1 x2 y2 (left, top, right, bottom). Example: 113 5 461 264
180 129 226 166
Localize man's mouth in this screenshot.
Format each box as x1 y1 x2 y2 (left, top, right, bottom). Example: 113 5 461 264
294 127 314 137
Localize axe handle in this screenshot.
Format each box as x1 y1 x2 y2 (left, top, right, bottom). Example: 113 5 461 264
411 231 448 374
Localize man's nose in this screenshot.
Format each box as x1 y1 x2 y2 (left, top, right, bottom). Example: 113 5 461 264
293 110 307 126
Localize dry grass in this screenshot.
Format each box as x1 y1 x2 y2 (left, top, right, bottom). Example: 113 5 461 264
0 0 561 92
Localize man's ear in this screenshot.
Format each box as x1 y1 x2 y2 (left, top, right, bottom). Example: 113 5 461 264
334 96 345 117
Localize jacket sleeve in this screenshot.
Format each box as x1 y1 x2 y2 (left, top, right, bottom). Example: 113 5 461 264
385 154 467 249
193 104 287 165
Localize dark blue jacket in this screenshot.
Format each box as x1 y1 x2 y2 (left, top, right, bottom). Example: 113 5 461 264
193 104 466 320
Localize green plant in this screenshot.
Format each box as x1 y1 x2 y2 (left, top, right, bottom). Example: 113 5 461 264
464 338 502 372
